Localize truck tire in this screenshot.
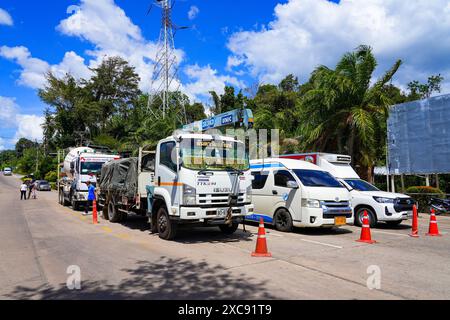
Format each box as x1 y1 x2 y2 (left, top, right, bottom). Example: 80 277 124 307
59 190 64 205
355 208 377 228
102 205 109 220
219 223 239 235
157 207 177 240
108 200 121 223
71 196 80 211
274 209 293 232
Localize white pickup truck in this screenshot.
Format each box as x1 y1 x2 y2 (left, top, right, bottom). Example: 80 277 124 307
281 153 415 227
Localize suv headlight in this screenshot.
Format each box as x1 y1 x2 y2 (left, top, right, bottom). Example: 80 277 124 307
373 196 395 204
246 185 252 203
183 185 196 206
302 199 321 208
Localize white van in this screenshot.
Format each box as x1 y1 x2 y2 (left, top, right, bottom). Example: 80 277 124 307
3 168 12 176
247 159 353 231
281 154 415 227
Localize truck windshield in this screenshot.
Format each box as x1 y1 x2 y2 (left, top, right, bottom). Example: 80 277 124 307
344 179 380 191
81 162 103 174
294 169 344 188
180 138 249 171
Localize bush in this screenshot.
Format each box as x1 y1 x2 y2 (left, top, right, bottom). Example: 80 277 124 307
44 171 58 183
49 182 57 190
406 186 445 212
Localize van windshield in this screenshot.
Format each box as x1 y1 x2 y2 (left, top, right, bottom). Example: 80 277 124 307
344 179 380 191
294 169 344 188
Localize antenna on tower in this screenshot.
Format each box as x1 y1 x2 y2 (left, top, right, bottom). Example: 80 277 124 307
148 0 188 123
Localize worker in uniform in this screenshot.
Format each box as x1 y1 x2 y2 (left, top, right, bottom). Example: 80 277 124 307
84 180 97 216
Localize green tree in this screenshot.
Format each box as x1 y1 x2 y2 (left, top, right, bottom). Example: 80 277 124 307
407 74 444 101
297 45 402 181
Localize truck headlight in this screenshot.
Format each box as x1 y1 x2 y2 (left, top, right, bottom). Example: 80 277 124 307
246 185 252 203
302 199 321 208
183 185 196 206
373 196 395 204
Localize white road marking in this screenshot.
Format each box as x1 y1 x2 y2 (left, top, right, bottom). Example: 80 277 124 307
299 238 343 249
372 231 410 237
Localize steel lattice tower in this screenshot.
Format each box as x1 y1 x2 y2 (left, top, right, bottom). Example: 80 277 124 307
148 0 186 122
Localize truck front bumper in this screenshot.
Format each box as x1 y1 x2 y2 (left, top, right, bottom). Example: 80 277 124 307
174 204 254 222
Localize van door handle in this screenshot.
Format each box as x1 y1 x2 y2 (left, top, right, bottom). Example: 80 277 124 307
158 177 161 187
272 190 278 195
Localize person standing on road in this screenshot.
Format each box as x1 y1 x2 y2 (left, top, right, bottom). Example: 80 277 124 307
27 180 35 200
84 180 97 216
20 182 28 200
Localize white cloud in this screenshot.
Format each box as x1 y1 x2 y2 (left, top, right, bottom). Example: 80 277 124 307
227 0 450 89
14 114 45 142
0 96 44 146
0 46 91 89
188 6 200 20
0 8 13 26
0 96 19 128
0 0 238 102
183 64 245 102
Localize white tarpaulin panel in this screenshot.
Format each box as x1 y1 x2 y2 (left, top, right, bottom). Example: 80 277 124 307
388 94 450 175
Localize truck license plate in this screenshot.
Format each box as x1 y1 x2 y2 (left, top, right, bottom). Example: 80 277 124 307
335 216 346 226
217 208 227 217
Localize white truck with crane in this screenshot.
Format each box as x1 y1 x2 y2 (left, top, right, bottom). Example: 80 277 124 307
98 109 255 240
58 146 120 211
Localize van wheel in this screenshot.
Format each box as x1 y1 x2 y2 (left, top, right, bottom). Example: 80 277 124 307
274 209 293 232
219 223 239 235
108 200 121 223
355 208 377 228
157 207 177 240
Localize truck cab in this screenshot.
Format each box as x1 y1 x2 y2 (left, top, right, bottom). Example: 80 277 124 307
281 153 415 227
247 159 353 231
148 133 254 239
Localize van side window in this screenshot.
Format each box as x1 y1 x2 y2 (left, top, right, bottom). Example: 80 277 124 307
274 170 296 188
252 172 269 190
160 142 177 172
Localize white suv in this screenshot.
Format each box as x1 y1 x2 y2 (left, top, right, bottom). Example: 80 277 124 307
3 168 12 176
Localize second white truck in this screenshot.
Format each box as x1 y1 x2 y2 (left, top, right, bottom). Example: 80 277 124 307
281 153 415 227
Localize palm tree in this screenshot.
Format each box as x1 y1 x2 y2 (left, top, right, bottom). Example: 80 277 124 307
298 45 402 181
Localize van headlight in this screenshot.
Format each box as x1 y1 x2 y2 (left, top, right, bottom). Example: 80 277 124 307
302 199 321 208
183 185 196 206
246 185 252 203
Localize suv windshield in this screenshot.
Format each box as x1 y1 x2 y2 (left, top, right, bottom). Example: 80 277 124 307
81 162 103 174
294 169 343 188
180 138 249 171
344 179 380 191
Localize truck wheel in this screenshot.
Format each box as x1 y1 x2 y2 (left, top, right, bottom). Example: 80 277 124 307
157 207 177 240
71 197 80 211
108 200 121 223
59 191 64 205
274 209 293 232
355 208 377 228
219 223 239 235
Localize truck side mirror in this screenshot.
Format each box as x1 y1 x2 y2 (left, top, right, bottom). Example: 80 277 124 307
287 181 299 189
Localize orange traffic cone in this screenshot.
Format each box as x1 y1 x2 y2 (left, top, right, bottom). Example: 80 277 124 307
252 218 272 257
426 209 442 237
93 200 98 225
356 211 376 244
409 205 419 238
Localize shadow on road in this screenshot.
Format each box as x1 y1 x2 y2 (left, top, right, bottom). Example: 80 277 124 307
6 257 275 300
174 227 254 244
244 221 353 237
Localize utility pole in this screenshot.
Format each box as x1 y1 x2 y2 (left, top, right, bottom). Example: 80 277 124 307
148 0 187 123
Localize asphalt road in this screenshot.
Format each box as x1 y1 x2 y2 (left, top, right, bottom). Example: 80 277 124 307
1 174 450 300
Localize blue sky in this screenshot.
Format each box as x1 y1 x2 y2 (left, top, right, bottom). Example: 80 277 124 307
0 0 449 150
